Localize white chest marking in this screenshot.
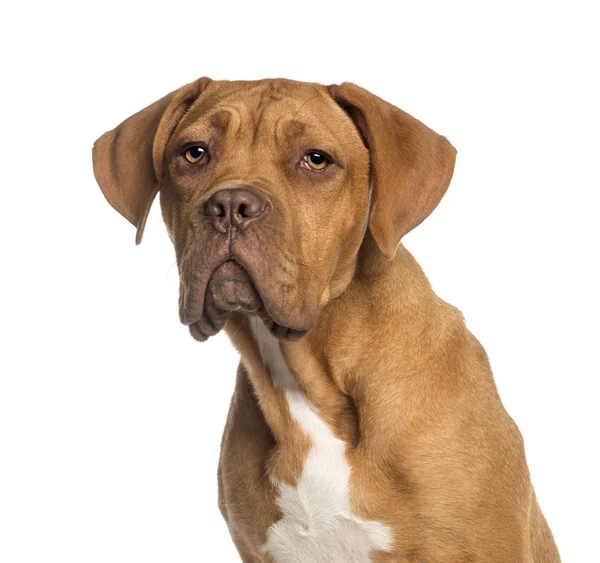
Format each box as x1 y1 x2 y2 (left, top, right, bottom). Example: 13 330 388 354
250 320 394 563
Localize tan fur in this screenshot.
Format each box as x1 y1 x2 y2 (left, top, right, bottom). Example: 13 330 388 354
93 78 560 562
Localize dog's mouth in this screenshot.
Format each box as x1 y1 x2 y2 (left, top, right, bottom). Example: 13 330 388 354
208 260 262 314
187 259 309 342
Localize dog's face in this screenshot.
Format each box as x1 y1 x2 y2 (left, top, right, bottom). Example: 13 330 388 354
164 81 370 340
93 78 456 341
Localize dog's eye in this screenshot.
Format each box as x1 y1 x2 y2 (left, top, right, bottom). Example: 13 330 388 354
184 146 208 164
301 152 329 171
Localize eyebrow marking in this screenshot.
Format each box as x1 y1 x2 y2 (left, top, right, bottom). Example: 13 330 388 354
273 118 306 147
251 89 282 144
209 110 230 132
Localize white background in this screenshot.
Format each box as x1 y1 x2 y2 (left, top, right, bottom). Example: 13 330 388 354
1 1 598 561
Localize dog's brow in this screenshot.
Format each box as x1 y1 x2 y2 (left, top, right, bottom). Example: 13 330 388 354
272 117 342 159
271 117 310 148
176 106 243 145
209 106 243 135
209 110 230 131
279 119 306 139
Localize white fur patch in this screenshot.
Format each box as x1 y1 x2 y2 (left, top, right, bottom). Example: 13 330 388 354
250 320 394 562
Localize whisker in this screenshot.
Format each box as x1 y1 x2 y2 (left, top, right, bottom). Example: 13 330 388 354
292 95 321 121
229 316 246 340
166 261 178 278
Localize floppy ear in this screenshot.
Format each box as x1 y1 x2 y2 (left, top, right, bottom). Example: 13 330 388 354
328 83 456 259
92 77 211 244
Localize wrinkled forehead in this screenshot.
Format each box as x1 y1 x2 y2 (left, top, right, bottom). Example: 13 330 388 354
172 79 363 150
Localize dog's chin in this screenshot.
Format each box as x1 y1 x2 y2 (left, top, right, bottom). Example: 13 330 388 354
188 260 310 342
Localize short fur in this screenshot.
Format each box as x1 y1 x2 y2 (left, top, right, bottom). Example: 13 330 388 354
93 78 560 562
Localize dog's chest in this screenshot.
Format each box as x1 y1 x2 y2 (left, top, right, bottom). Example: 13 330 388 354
252 321 394 563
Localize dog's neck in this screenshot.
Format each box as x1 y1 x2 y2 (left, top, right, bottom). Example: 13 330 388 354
225 236 471 455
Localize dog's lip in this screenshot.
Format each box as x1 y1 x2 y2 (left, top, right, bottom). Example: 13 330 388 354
188 315 310 342
185 258 312 342
210 259 254 284
261 319 309 341
208 260 261 311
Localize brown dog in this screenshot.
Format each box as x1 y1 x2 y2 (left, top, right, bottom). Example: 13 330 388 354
93 78 560 562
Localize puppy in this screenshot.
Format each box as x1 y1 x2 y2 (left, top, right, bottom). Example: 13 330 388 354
93 78 560 562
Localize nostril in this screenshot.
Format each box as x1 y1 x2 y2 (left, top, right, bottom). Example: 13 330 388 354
203 188 267 232
204 201 227 218
236 199 267 220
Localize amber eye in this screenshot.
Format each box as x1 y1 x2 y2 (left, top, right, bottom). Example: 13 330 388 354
302 152 329 171
184 145 207 164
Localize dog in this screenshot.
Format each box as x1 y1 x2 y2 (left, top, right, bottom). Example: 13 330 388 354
93 78 560 562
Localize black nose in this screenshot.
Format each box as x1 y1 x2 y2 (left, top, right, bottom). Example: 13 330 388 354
203 188 268 233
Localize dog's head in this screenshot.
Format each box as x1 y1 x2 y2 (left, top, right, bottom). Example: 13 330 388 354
93 78 455 341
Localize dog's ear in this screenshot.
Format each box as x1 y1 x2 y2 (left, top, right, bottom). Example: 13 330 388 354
328 83 456 259
92 77 211 244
